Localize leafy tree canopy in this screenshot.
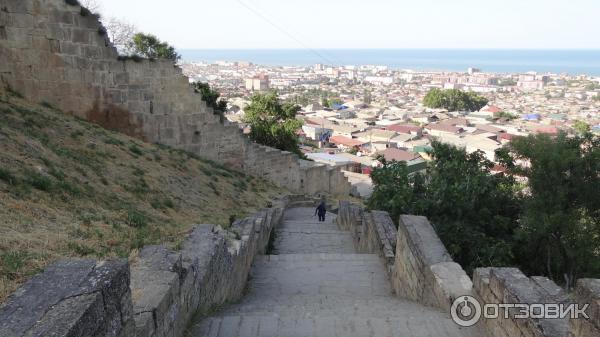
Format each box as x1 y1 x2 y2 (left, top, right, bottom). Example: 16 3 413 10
368 142 520 273
243 92 303 156
192 82 227 113
129 33 180 61
573 120 591 135
500 133 600 288
423 88 488 112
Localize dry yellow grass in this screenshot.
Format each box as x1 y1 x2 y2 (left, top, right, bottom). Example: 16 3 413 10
0 89 285 303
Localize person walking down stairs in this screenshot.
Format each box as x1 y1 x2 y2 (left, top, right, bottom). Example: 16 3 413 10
315 201 327 222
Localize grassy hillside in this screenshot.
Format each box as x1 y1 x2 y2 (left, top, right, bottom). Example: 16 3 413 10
0 88 285 303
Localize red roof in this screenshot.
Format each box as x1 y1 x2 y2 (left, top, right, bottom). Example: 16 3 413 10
536 126 558 135
386 124 422 134
381 148 420 162
500 133 517 141
481 105 502 113
329 135 365 147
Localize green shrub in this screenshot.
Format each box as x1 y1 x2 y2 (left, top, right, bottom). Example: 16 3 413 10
67 242 96 256
104 137 124 146
129 144 143 156
5 85 23 99
0 167 17 185
40 101 55 109
25 171 52 191
80 6 92 16
126 209 147 228
70 130 84 139
0 251 27 280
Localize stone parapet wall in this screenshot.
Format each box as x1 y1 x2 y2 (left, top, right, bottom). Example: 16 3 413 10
473 268 569 337
392 214 472 310
336 201 397 274
0 196 298 337
569 279 600 337
0 259 134 337
336 201 471 310
0 0 352 196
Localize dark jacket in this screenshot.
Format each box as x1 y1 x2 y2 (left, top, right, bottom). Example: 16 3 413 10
315 203 327 216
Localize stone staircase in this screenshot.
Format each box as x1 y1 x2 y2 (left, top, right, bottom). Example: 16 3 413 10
190 207 482 337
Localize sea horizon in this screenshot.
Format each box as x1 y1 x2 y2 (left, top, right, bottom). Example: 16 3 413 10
179 49 600 76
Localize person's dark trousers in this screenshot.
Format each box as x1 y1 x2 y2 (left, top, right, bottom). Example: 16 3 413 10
318 214 325 222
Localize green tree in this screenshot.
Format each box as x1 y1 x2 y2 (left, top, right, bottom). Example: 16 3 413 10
503 133 600 288
496 111 519 120
192 82 227 113
423 88 488 112
367 142 521 273
421 142 521 272
243 92 303 156
129 33 180 61
573 120 591 135
367 158 425 223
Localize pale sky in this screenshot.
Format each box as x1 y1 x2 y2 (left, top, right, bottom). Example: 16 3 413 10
96 0 600 49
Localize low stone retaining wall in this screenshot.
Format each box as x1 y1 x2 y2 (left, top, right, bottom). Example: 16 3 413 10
0 196 295 337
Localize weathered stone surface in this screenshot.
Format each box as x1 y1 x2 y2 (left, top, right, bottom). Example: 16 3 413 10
191 206 484 337
0 0 352 196
569 279 600 337
473 268 570 337
0 259 134 337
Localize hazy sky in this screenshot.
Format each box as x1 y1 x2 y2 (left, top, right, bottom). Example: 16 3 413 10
96 0 600 49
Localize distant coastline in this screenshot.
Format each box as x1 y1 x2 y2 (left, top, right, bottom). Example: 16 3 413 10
179 49 600 76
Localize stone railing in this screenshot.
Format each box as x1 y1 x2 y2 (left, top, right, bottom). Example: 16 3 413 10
473 268 570 337
337 201 471 310
337 201 397 274
0 196 302 337
391 214 472 310
337 201 600 337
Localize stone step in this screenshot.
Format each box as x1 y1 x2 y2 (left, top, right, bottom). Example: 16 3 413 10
281 220 338 227
190 313 479 337
254 253 381 263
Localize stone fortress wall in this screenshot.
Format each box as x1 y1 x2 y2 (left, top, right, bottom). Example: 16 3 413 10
0 0 351 196
336 201 600 337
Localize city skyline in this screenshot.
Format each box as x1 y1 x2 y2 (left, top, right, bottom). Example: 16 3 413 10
97 0 600 50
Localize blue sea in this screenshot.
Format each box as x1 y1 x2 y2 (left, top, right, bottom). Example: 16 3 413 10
179 49 600 76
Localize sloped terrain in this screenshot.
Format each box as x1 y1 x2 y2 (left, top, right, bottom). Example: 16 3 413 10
0 88 285 303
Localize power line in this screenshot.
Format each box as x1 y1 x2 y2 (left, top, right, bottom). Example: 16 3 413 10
234 0 341 66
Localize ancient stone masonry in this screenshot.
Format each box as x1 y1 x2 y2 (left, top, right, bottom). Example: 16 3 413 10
336 201 600 337
473 268 571 337
0 196 293 337
0 0 351 196
0 259 134 337
337 201 472 311
570 279 600 337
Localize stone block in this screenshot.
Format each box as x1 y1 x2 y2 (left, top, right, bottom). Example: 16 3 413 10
0 259 133 337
